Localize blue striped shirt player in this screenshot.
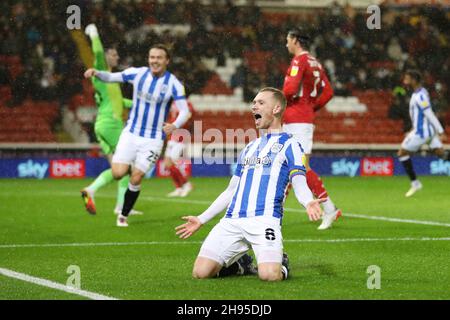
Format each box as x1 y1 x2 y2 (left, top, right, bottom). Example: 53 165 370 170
226 132 306 220
398 69 448 198
409 87 444 140
84 44 189 227
175 87 324 282
95 66 189 141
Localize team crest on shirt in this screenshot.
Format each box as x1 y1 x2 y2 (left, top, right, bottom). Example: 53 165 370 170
420 100 429 108
160 84 168 94
270 143 283 153
290 66 299 77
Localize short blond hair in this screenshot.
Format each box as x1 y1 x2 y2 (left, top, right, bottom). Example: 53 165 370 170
259 87 287 117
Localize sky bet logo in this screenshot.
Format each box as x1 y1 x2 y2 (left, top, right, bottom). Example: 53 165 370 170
361 157 393 176
17 160 49 179
331 159 360 177
49 159 85 178
430 159 450 176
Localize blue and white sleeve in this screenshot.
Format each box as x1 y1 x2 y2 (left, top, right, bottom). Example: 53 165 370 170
171 77 189 128
285 142 307 182
95 71 124 83
120 67 142 84
419 94 444 134
95 67 141 83
172 77 187 101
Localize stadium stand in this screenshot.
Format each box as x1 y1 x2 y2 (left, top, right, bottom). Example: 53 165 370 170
0 1 449 144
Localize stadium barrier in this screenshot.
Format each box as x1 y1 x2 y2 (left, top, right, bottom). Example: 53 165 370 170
1 143 449 179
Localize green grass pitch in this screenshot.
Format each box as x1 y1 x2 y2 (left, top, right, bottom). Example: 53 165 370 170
0 176 449 300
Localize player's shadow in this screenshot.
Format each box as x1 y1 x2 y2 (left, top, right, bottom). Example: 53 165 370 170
299 263 337 277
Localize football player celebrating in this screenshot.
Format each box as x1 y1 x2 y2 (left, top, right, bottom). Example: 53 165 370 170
176 87 324 281
84 44 190 227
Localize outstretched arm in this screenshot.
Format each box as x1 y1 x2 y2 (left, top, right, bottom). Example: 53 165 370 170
175 175 240 239
291 174 324 221
84 69 124 82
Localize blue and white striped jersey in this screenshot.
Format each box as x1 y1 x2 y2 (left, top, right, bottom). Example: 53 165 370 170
409 87 442 138
120 67 186 140
226 132 307 220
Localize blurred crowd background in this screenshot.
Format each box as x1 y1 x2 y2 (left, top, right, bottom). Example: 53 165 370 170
0 0 449 139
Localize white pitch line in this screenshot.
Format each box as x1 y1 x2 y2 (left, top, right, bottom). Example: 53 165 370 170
283 207 450 228
339 213 450 227
0 241 202 249
139 196 450 228
1 237 450 249
284 237 450 243
0 267 118 300
8 191 450 228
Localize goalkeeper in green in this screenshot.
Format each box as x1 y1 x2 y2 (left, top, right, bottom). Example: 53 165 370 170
81 24 142 216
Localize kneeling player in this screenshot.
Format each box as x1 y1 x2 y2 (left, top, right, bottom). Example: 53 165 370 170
175 88 323 281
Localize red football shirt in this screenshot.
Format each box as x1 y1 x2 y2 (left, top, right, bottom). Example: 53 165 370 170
282 51 333 124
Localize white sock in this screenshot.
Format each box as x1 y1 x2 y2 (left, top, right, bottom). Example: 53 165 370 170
322 197 336 215
128 183 141 192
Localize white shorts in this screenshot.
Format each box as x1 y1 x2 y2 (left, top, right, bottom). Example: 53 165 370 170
112 130 163 173
283 123 314 154
198 216 283 267
401 131 443 152
164 140 185 161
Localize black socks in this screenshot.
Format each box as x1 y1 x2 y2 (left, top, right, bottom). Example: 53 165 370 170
399 155 417 181
121 183 141 217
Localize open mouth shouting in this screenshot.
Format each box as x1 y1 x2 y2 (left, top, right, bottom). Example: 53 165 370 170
254 113 262 127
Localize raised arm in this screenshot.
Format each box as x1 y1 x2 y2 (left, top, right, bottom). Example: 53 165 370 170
85 24 107 71
175 175 240 239
84 69 124 82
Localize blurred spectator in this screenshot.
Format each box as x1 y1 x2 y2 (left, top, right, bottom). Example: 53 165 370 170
0 65 10 85
7 64 36 107
0 0 448 119
389 85 411 132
